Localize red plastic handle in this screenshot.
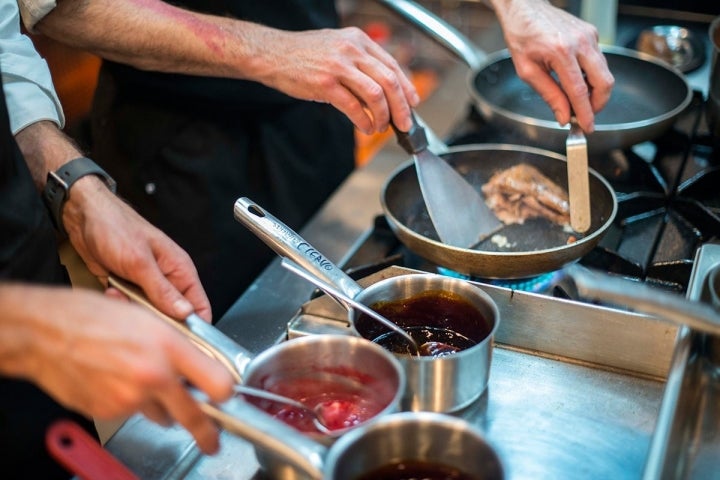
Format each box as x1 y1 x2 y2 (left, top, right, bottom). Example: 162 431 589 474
45 419 139 480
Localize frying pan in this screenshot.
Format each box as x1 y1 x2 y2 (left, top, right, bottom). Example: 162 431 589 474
376 0 693 154
381 143 617 279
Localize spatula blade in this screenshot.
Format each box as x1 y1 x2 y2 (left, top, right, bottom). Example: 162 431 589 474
414 149 503 248
394 112 502 248
566 119 592 233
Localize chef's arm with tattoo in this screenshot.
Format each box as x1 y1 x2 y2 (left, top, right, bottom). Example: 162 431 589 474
27 0 418 134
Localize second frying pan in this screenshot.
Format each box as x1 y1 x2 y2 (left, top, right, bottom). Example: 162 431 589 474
376 0 692 154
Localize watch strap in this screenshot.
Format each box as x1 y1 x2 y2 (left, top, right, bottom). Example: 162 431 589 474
43 157 117 236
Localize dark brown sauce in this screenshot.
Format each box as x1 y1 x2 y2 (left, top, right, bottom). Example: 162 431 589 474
353 460 481 480
356 290 492 357
374 326 475 357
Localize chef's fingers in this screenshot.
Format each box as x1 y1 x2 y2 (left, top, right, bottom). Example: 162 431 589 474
156 382 223 455
140 399 173 427
329 59 411 134
512 59 572 127
362 40 420 130
555 62 596 133
322 82 376 135
158 338 235 454
578 51 614 115
135 244 212 322
104 287 128 302
171 334 236 403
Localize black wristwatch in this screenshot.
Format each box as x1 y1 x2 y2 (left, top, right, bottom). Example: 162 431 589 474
43 157 117 236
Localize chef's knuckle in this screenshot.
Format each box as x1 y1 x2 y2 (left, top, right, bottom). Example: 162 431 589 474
513 62 534 82
342 26 366 42
316 73 338 91
365 82 385 104
571 81 590 99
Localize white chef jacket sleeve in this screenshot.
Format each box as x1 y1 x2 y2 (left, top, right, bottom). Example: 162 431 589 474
17 0 57 33
0 0 64 133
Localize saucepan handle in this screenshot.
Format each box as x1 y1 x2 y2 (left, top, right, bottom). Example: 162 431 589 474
108 275 252 382
46 419 139 480
233 197 364 299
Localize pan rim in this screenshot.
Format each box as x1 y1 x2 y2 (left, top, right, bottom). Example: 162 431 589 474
380 143 618 276
470 46 693 133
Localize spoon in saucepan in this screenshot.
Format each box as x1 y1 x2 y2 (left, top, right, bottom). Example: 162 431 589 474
280 258 421 356
232 385 339 436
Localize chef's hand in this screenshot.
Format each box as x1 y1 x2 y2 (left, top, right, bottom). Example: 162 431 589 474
62 175 213 322
489 0 614 133
253 26 420 134
0 284 234 454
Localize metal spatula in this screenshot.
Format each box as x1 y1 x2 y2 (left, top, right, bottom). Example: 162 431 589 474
393 113 502 248
566 117 592 233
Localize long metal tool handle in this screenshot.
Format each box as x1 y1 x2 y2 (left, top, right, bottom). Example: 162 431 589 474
107 275 252 382
280 258 420 356
233 197 364 299
191 390 326 480
374 0 487 70
566 264 720 336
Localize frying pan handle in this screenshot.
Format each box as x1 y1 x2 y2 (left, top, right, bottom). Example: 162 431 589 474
565 264 720 336
233 197 364 299
107 275 252 383
373 0 487 70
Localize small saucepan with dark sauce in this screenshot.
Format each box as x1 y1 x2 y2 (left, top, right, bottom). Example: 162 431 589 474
234 197 500 413
199 397 504 480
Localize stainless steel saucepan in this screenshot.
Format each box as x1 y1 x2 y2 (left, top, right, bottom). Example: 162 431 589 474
234 196 500 413
198 397 505 480
108 276 404 441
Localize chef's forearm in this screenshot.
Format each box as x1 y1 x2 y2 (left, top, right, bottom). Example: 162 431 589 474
34 0 275 81
14 120 83 192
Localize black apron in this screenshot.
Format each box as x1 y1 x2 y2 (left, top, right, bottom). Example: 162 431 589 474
88 1 356 319
0 74 98 479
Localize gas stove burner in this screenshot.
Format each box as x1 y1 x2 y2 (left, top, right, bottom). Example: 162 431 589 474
437 266 564 293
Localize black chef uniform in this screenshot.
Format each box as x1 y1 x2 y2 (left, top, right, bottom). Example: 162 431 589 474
0 76 98 478
88 1 356 319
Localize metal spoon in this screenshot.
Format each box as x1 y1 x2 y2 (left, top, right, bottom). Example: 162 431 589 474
280 258 421 356
232 385 337 436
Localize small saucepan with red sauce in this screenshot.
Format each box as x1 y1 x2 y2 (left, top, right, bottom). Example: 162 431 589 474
108 277 405 445
234 197 500 413
196 395 504 480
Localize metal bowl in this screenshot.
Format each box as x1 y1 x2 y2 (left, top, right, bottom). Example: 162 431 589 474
635 25 705 73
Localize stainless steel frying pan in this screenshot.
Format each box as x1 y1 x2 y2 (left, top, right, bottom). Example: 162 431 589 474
376 0 693 154
381 144 617 279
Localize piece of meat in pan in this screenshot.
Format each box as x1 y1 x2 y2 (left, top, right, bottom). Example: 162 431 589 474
481 163 570 226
